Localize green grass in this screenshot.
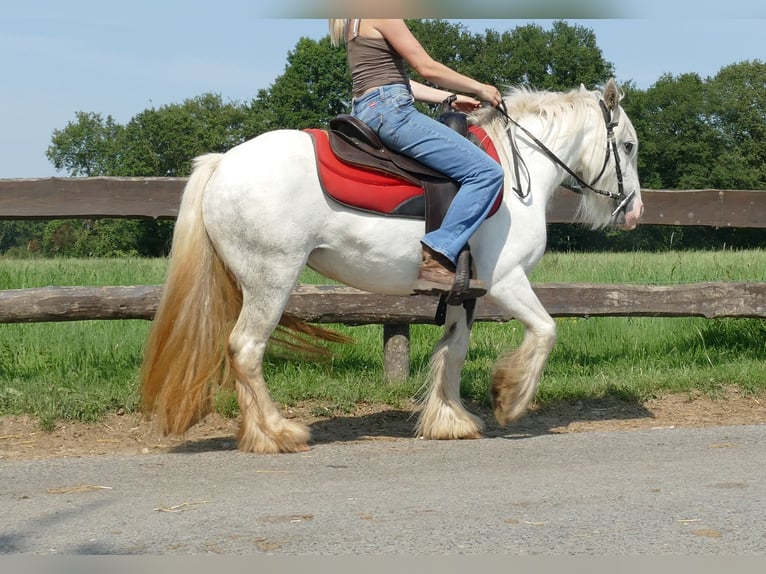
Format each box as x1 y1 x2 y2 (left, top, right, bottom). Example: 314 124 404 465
0 258 167 429
0 250 764 427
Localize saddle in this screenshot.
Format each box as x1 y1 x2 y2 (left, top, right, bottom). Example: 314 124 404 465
327 113 460 232
306 113 503 319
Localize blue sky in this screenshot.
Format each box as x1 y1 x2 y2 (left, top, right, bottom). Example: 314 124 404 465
2 2 764 178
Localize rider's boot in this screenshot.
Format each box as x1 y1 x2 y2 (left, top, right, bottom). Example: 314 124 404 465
412 245 486 299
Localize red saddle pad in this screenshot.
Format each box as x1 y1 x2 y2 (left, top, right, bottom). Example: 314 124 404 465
305 125 502 217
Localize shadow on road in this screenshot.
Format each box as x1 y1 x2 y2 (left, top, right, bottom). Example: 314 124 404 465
309 397 655 443
169 396 654 454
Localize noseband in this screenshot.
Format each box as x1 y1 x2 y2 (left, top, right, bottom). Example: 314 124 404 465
496 98 634 219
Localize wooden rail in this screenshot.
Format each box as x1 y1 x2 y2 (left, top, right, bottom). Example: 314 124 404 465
2 283 765 324
3 282 764 381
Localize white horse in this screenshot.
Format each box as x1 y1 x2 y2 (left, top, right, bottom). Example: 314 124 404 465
140 79 643 453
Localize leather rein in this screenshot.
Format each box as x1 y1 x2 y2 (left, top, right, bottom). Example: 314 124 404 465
494 98 635 219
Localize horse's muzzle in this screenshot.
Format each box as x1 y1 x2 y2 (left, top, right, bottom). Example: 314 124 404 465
622 201 644 230
613 192 643 230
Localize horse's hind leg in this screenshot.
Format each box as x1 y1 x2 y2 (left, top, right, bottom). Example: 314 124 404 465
229 288 310 454
416 303 484 440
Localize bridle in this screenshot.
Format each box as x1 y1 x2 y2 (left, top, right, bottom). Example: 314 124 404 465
495 98 636 219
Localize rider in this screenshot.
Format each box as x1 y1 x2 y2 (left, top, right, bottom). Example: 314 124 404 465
329 19 505 297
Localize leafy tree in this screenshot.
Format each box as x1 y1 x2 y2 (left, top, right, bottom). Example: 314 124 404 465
580 65 766 252
406 20 480 78
545 21 614 89
621 72 723 190
705 60 766 189
501 20 613 90
32 94 253 256
247 36 350 133
0 221 46 256
624 62 766 192
417 20 615 91
46 112 123 176
116 93 251 177
40 218 155 257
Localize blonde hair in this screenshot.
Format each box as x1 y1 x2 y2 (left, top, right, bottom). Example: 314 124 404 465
328 19 347 47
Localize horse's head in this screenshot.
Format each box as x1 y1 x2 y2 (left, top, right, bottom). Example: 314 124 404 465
578 78 644 230
473 79 643 230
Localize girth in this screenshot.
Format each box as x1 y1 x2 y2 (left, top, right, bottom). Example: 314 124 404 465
328 114 459 232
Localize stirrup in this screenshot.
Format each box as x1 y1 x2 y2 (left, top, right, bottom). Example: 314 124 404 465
435 294 477 327
445 248 486 305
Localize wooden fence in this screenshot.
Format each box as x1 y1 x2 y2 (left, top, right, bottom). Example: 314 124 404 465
1 178 764 379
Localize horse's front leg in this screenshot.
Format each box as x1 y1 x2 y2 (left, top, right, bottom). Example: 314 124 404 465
488 271 557 426
416 302 484 440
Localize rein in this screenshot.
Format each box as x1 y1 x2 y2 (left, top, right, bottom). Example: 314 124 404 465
494 98 634 218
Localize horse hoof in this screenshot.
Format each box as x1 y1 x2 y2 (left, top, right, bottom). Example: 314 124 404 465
237 420 311 454
416 406 485 440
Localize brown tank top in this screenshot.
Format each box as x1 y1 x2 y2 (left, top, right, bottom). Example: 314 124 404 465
345 19 409 98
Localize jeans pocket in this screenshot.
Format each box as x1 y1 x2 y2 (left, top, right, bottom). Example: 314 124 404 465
390 91 414 109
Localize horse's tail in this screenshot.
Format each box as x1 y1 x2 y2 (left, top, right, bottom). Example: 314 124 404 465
140 153 240 435
141 153 351 435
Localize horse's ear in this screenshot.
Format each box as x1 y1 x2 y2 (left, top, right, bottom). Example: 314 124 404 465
603 78 619 111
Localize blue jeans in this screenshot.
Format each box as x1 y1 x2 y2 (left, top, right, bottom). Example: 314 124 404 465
352 84 504 265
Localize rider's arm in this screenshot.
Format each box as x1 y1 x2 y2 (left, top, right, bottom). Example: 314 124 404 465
409 80 483 113
371 19 502 107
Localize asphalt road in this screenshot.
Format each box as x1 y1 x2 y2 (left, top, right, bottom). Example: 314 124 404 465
1 424 765 555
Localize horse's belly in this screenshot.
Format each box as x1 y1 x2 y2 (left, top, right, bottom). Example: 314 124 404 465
306 216 425 295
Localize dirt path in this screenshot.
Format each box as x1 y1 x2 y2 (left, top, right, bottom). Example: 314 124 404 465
1 387 764 461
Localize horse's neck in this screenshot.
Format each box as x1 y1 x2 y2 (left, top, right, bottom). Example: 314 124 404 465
483 105 593 203
483 120 566 203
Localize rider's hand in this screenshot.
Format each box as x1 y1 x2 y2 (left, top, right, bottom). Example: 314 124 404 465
475 84 503 108
450 94 482 113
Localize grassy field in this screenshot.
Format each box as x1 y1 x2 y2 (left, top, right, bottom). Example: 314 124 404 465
1 250 764 429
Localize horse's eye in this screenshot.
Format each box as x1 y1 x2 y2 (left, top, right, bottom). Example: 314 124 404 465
624 141 635 154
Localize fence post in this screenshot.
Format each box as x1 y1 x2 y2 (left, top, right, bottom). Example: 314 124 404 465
383 323 410 381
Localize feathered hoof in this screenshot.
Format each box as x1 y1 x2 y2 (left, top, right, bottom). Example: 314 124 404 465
237 419 311 454
489 377 528 427
492 403 526 428
416 402 485 440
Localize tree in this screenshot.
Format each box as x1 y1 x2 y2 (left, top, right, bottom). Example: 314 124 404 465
445 20 615 91
46 112 123 177
30 21 762 257
623 62 766 191
623 73 722 190
247 36 350 133
706 60 766 189
0 221 46 255
406 19 480 78
392 20 615 118
116 93 251 177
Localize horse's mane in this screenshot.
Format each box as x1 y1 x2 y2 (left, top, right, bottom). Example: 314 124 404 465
470 84 602 143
